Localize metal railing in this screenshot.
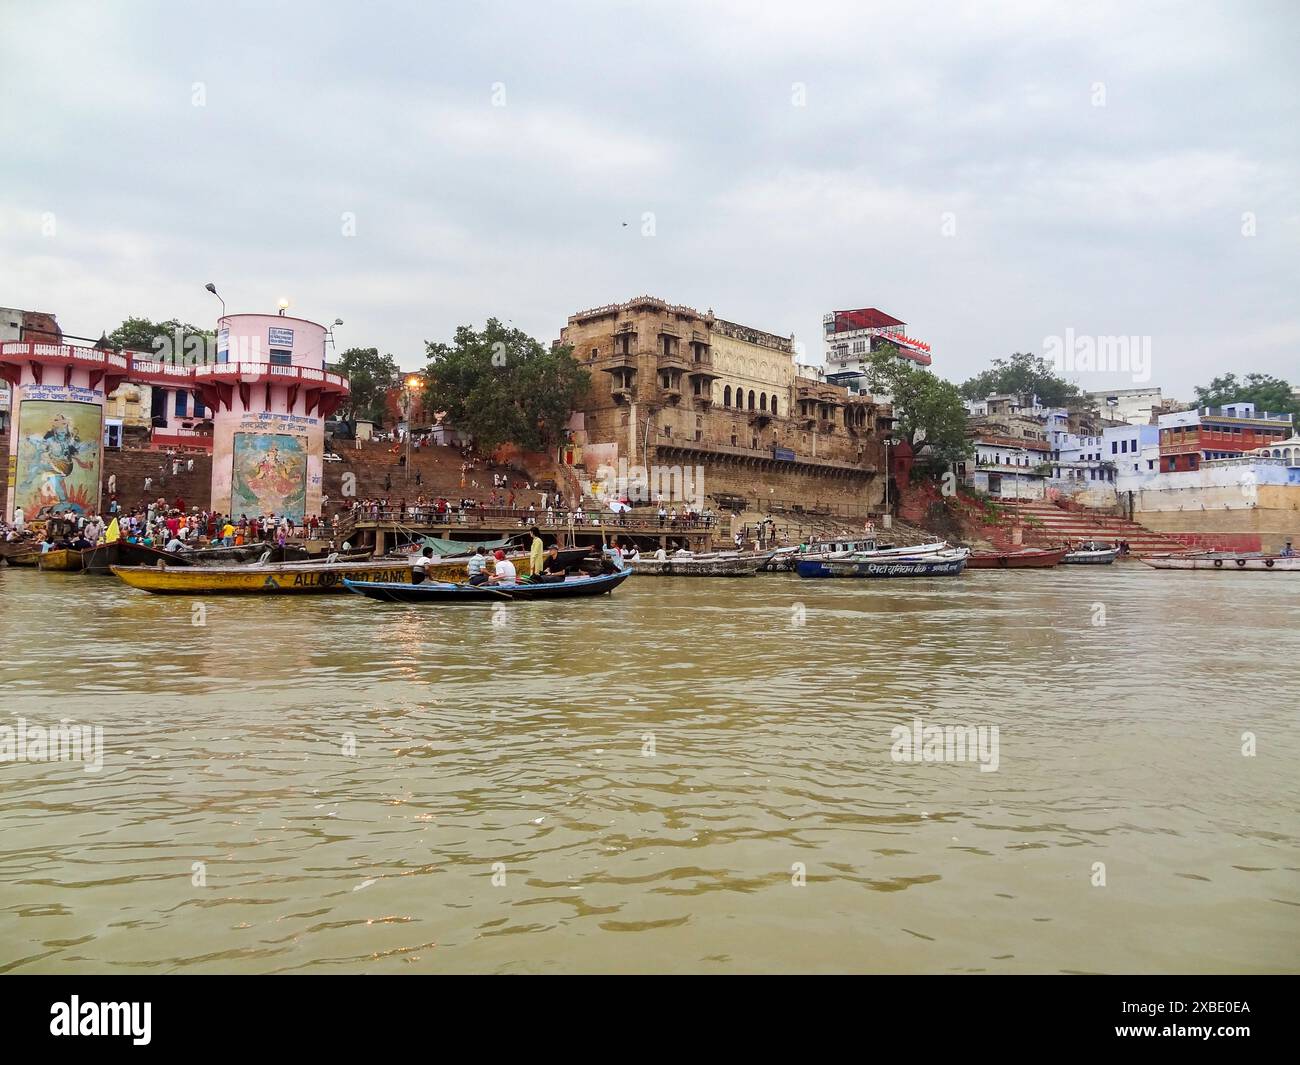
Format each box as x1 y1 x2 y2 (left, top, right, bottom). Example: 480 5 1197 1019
343 504 720 531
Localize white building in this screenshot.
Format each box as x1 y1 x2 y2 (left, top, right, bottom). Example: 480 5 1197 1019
959 433 1051 500
1085 387 1163 426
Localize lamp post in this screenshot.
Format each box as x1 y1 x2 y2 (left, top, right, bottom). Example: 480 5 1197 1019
204 282 225 320
325 319 343 370
402 374 424 481
883 437 899 522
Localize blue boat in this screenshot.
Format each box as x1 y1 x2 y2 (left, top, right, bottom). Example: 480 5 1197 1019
796 556 967 578
343 568 632 602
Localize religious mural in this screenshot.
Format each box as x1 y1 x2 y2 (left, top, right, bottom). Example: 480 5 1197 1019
14 398 102 518
230 432 307 522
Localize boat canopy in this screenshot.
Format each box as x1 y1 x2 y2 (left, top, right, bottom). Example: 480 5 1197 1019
417 534 517 555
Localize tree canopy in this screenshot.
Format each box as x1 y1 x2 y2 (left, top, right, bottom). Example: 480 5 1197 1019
419 319 590 454
333 347 401 424
107 316 214 358
867 345 970 469
959 351 1083 407
1191 372 1299 422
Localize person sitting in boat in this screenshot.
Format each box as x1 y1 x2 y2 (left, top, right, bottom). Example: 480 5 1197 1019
489 549 518 585
541 544 567 576
466 546 489 585
1282 540 1295 557
411 546 435 585
621 543 640 562
654 546 667 560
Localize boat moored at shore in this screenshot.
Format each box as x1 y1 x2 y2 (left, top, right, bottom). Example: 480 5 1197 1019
797 550 968 578
1063 542 1120 565
629 551 766 576
967 546 1069 569
1139 553 1300 571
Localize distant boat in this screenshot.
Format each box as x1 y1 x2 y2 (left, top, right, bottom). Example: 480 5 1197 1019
765 537 942 571
1063 542 1119 565
630 552 764 576
344 568 632 603
967 546 1069 569
798 551 968 578
1139 553 1300 572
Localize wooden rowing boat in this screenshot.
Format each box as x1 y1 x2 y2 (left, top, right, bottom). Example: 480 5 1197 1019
81 540 196 574
1063 542 1119 565
3 549 40 567
344 568 632 602
966 546 1069 569
1138 554 1300 572
111 559 415 594
629 553 764 576
797 552 968 578
109 552 536 594
37 548 84 572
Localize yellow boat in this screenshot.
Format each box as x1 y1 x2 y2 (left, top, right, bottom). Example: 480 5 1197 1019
4 550 40 567
109 554 533 594
38 548 84 572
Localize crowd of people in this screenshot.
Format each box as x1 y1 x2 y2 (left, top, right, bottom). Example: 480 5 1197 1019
1 496 329 555
339 494 718 531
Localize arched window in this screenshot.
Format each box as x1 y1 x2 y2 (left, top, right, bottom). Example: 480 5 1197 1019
724 385 732 407
771 396 778 417
748 390 756 410
760 393 768 412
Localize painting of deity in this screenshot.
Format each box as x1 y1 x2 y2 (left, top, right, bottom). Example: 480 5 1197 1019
14 400 102 518
230 432 307 522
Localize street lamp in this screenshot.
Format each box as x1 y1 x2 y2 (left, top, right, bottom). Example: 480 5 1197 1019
883 437 899 525
325 319 344 365
402 374 424 480
277 297 290 316
204 282 225 320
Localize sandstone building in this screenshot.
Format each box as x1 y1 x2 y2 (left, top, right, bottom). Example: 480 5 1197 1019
557 296 888 518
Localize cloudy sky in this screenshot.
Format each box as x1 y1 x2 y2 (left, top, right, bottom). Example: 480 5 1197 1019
3 0 1297 397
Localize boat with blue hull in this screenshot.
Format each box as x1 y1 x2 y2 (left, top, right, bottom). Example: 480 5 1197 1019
797 555 967 578
344 568 632 602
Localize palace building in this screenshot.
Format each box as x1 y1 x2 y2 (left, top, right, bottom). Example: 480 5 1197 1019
557 296 888 518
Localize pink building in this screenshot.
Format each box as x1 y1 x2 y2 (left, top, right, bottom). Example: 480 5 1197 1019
0 311 349 523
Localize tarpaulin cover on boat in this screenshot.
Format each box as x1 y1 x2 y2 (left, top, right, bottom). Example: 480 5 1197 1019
417 534 518 555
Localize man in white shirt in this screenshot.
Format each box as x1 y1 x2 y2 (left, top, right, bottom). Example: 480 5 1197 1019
489 549 517 584
411 546 434 584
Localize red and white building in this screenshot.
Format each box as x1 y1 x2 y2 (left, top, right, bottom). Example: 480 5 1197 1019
823 308 933 396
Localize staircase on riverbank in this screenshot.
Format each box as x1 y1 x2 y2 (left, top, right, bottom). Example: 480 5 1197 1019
997 500 1188 554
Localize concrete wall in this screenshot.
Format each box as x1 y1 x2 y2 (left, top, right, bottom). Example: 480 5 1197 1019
1134 484 1300 552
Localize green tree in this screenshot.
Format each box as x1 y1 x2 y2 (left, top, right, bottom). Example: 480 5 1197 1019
420 319 590 454
107 317 215 360
333 347 400 424
959 351 1083 407
1192 373 1299 421
867 345 970 470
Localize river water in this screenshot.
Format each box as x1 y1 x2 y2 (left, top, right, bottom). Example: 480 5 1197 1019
0 565 1296 974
